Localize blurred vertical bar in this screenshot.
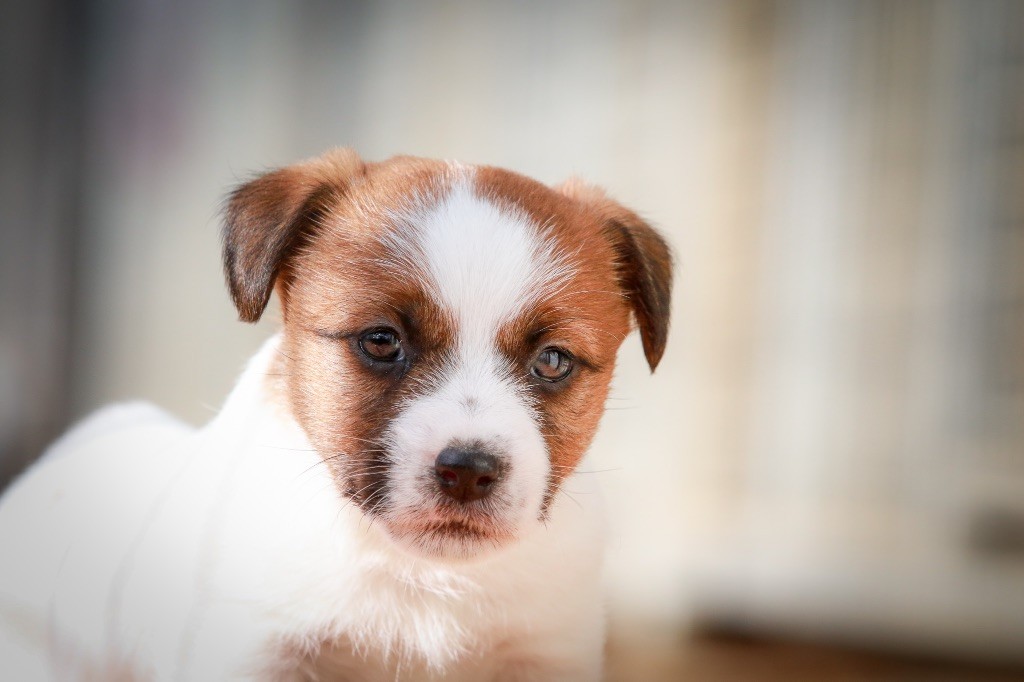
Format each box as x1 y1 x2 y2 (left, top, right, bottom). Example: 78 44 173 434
955 0 1024 548
0 0 90 486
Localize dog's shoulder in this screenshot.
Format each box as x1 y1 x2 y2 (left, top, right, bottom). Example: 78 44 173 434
44 402 193 462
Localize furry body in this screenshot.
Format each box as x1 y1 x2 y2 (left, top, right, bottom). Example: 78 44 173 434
0 150 671 680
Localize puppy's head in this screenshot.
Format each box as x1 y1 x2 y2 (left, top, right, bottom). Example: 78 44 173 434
223 149 672 560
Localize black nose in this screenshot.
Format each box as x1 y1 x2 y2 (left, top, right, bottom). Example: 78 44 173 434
434 447 501 503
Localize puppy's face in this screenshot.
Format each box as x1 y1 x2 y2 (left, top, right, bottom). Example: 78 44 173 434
223 150 671 560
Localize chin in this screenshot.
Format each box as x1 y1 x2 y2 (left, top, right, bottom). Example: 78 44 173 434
385 515 520 562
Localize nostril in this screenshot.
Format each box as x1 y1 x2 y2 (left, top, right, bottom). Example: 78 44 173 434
477 475 495 488
437 468 459 487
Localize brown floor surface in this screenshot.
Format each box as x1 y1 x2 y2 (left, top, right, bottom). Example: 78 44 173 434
605 629 1024 682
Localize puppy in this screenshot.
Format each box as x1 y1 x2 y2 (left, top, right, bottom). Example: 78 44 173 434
0 149 672 681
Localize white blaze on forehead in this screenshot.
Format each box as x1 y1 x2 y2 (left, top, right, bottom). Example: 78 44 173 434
379 170 566 537
384 170 573 342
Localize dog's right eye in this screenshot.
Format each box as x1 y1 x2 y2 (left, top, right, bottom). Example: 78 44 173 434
358 328 404 363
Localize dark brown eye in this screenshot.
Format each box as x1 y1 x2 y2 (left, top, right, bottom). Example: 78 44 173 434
358 328 403 362
531 347 574 382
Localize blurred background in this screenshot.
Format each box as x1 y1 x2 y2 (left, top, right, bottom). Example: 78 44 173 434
2 0 1023 679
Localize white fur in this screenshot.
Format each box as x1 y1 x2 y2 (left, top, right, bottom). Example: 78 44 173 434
381 175 576 552
0 336 607 681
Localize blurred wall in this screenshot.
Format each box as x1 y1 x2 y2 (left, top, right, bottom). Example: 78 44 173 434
0 0 88 482
1 0 1022 665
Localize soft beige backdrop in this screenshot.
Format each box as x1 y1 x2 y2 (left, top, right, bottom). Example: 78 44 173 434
5 0 1022 667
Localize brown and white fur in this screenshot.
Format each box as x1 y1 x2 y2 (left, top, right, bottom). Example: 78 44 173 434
0 149 672 681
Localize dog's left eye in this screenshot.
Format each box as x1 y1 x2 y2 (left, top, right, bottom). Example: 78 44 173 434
531 347 574 382
358 328 403 362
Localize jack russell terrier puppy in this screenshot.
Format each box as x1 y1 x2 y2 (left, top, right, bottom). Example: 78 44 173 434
0 149 672 681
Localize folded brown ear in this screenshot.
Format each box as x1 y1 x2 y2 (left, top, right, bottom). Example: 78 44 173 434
222 148 364 322
557 179 674 372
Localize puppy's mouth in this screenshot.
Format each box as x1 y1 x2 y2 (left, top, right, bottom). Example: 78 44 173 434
384 511 517 560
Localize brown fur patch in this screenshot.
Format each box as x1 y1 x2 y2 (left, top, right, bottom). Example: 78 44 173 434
222 148 366 322
555 178 674 371
276 157 461 513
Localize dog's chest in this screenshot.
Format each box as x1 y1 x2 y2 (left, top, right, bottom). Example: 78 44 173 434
282 564 521 680
297 634 497 682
